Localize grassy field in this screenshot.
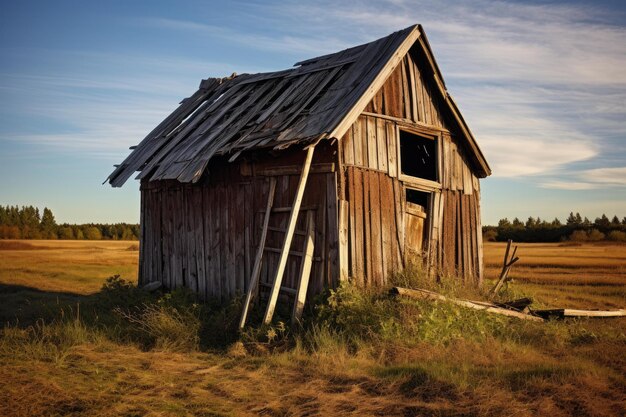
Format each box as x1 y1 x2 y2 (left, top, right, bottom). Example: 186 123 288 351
483 242 626 309
1 240 625 416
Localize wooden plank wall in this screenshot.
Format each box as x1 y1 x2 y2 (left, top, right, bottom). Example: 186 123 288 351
339 47 484 286
138 145 340 301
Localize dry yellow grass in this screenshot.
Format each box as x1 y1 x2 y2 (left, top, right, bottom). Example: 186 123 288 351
0 240 625 416
484 242 626 309
0 239 138 294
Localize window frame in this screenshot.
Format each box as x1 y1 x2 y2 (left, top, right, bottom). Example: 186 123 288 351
396 126 442 192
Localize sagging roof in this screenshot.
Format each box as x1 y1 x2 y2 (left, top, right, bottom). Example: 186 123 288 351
108 24 490 187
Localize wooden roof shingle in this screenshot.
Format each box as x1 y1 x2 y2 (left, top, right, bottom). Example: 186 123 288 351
108 25 490 187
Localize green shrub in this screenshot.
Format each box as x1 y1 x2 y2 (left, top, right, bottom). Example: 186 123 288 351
587 229 605 241
569 230 588 242
607 230 626 242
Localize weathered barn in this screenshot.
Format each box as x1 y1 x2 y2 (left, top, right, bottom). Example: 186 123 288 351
108 24 491 323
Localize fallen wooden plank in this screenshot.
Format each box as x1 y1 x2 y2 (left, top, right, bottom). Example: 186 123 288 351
390 287 544 322
534 309 626 319
494 298 533 312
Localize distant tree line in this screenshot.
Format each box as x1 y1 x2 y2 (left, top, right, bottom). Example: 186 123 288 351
483 212 626 243
0 205 139 240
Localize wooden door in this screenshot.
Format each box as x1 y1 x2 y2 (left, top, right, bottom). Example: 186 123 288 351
405 201 427 256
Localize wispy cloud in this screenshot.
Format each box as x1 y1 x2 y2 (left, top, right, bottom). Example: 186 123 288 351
2 0 625 191
541 166 626 190
248 0 626 185
137 17 351 57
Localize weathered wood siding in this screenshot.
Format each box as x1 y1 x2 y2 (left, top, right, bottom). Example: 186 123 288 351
339 48 484 285
139 144 339 301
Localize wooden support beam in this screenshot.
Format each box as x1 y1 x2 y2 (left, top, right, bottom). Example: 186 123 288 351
338 200 349 283
292 210 315 324
263 146 315 324
256 163 335 177
239 177 276 329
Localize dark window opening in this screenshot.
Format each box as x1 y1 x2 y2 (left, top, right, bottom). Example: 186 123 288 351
400 130 437 181
406 188 429 209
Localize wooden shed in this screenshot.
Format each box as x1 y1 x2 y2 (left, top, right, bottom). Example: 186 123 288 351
108 24 491 323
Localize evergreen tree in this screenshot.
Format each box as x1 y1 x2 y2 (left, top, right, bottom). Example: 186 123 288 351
611 215 620 225
565 211 580 226
594 214 610 228
498 218 511 228
40 207 57 239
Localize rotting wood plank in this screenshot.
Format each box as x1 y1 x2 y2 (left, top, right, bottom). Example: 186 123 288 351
392 179 405 268
352 168 365 284
534 309 626 319
391 287 544 322
326 173 339 288
369 172 384 285
362 170 373 285
263 146 315 324
386 121 397 178
475 190 484 284
338 200 349 282
352 117 363 167
256 163 335 177
347 170 358 283
376 118 388 173
379 176 393 279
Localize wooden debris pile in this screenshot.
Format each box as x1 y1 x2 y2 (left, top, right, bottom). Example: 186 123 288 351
391 287 626 321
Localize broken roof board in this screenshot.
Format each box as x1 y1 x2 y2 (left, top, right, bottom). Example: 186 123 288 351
108 24 490 187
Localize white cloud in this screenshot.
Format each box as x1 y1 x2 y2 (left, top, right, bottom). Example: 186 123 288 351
3 0 625 192
582 167 626 186
137 17 351 57
540 181 595 191
259 0 626 185
540 166 626 190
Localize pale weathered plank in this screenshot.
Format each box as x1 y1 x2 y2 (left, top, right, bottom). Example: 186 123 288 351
292 210 316 324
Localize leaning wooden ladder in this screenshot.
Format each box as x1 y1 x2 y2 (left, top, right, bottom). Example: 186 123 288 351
239 147 316 328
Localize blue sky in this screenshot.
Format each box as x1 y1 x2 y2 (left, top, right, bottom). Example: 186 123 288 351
1 0 625 225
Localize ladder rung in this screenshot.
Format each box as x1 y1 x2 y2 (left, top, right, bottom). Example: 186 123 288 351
259 206 316 213
259 282 296 295
264 246 321 261
266 226 307 236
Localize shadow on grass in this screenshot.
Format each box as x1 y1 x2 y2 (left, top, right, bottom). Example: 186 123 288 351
0 278 242 351
0 283 87 326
